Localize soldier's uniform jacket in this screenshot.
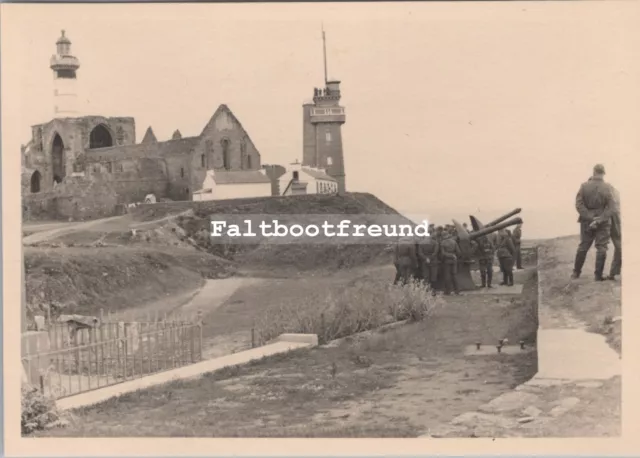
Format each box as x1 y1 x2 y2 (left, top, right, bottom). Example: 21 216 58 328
439 234 461 264
417 237 439 264
495 232 516 259
474 236 495 261
575 176 616 223
610 186 621 241
394 239 418 268
512 227 522 245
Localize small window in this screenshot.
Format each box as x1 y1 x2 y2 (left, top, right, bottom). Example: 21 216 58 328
181 168 184 178
293 171 299 180
201 154 205 168
325 131 332 142
117 163 124 172
327 157 333 166
106 162 112 173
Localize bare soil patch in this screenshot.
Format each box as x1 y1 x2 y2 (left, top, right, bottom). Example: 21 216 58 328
538 235 621 353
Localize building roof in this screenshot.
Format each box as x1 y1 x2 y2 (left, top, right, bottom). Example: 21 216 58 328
301 167 337 182
213 170 271 185
142 126 158 144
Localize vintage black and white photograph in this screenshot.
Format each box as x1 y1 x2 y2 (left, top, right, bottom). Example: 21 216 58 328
3 0 637 451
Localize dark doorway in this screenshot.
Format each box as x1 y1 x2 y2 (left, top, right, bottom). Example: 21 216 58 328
89 124 114 149
221 139 230 170
30 170 41 193
51 133 65 183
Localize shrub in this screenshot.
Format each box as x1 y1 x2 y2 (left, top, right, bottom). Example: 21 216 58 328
255 279 439 345
21 385 68 435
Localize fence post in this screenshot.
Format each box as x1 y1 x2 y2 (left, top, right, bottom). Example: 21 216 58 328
197 309 203 361
123 323 129 380
320 313 326 345
116 323 122 380
74 330 81 394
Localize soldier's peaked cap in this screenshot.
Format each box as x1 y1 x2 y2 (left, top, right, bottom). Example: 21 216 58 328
593 164 606 174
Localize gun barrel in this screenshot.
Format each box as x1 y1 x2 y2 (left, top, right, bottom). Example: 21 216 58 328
470 217 523 240
485 208 522 228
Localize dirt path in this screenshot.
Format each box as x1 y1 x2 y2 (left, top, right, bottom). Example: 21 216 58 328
23 215 128 245
179 277 265 359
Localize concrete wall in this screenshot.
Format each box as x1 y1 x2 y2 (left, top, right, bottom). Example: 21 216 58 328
213 182 272 200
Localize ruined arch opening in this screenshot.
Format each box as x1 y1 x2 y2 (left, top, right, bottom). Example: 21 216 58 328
30 170 41 193
221 139 231 170
51 133 65 184
89 124 114 149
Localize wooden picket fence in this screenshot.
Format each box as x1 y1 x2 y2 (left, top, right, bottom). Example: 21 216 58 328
22 309 203 400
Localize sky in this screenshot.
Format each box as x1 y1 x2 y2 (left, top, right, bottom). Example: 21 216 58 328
3 2 639 239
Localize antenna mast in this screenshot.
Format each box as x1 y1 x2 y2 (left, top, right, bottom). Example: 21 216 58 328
322 24 328 85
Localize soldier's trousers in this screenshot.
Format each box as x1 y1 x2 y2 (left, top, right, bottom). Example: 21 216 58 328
441 263 459 295
394 265 413 286
478 259 493 286
574 221 611 276
514 243 522 269
420 261 439 290
498 256 514 286
609 235 621 277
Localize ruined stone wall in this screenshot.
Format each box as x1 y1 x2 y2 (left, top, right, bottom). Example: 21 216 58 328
26 116 136 193
164 153 193 201
191 107 262 183
23 174 120 221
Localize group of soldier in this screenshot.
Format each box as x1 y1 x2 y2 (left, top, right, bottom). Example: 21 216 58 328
572 164 622 282
393 221 524 296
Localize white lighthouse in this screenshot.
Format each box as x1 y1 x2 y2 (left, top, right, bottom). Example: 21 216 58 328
50 30 81 117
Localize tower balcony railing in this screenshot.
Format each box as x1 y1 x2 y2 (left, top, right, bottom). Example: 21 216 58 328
310 107 346 124
311 107 345 116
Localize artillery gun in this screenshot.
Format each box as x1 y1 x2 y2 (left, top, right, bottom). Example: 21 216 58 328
431 209 523 292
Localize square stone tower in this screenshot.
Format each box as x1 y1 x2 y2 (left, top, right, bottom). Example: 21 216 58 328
301 28 346 193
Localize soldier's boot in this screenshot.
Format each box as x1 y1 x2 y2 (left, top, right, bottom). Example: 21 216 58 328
486 268 493 288
507 271 514 286
452 272 461 295
594 253 607 281
572 250 588 279
480 270 486 288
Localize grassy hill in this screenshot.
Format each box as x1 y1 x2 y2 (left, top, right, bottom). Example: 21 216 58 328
24 193 413 319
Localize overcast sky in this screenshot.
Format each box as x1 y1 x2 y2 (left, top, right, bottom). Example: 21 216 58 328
3 2 638 239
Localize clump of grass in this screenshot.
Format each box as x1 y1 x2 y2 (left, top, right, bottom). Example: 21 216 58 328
255 279 439 345
21 385 71 435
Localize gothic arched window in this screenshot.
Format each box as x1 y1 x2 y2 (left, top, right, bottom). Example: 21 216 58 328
221 139 231 170
30 170 41 193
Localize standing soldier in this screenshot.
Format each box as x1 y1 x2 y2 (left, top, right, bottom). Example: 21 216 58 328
496 229 516 286
438 229 461 295
474 235 496 288
417 233 440 295
512 223 523 270
607 186 621 280
393 235 418 286
572 164 616 281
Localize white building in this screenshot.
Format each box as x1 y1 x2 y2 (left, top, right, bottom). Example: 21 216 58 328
278 160 338 196
192 169 272 201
